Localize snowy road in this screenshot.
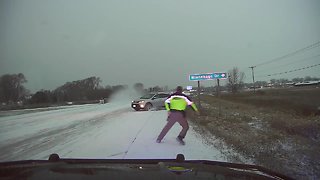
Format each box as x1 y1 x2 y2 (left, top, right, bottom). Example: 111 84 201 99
0 102 225 162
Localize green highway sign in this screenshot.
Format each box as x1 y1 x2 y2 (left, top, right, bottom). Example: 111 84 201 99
189 73 227 81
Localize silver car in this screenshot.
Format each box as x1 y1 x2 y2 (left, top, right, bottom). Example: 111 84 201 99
131 93 170 111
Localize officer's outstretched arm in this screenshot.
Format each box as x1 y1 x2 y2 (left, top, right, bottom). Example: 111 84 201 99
191 103 198 112
165 102 170 111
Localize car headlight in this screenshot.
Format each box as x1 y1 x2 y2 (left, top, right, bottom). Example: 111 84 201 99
139 101 145 103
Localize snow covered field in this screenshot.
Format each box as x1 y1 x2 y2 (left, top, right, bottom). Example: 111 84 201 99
0 102 225 162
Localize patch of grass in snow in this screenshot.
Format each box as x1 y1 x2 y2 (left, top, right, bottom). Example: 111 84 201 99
188 88 320 179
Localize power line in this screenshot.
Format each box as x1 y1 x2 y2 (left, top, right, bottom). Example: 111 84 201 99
254 41 320 67
256 63 320 78
247 41 320 87
255 53 320 75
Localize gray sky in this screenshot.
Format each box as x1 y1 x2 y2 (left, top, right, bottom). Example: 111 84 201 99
1 0 320 92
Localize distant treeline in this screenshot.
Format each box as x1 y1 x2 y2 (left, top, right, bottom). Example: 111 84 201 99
0 73 126 106
197 75 320 94
245 76 320 88
1 73 319 106
31 77 126 104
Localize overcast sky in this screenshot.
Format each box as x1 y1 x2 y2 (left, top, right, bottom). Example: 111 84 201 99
1 0 320 92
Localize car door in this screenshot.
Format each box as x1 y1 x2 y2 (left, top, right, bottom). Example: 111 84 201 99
158 93 169 107
151 94 161 107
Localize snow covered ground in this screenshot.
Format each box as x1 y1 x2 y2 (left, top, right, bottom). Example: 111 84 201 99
0 102 225 162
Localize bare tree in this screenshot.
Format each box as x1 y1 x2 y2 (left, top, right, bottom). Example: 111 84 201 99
54 76 102 101
0 73 28 103
149 86 162 92
227 67 245 93
134 82 144 91
304 76 320 81
255 81 268 87
292 77 304 83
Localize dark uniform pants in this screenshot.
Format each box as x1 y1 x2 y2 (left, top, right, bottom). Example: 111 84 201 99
157 111 189 141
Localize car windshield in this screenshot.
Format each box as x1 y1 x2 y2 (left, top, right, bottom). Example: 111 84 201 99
140 94 155 99
1 0 319 179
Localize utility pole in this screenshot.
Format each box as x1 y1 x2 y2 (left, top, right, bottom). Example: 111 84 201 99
197 80 201 108
249 66 256 92
216 79 220 97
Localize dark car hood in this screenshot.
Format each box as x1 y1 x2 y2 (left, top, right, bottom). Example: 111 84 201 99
0 154 293 180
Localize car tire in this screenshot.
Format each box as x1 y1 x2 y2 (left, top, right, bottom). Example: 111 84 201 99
145 103 153 111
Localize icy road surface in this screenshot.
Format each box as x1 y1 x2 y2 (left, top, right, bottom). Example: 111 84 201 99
0 103 225 162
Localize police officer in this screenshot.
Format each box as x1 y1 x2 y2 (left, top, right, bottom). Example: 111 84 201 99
156 86 199 145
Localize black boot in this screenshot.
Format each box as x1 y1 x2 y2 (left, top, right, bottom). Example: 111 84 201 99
176 136 185 145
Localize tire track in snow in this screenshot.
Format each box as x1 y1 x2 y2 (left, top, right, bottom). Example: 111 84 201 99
121 112 155 159
0 107 130 161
